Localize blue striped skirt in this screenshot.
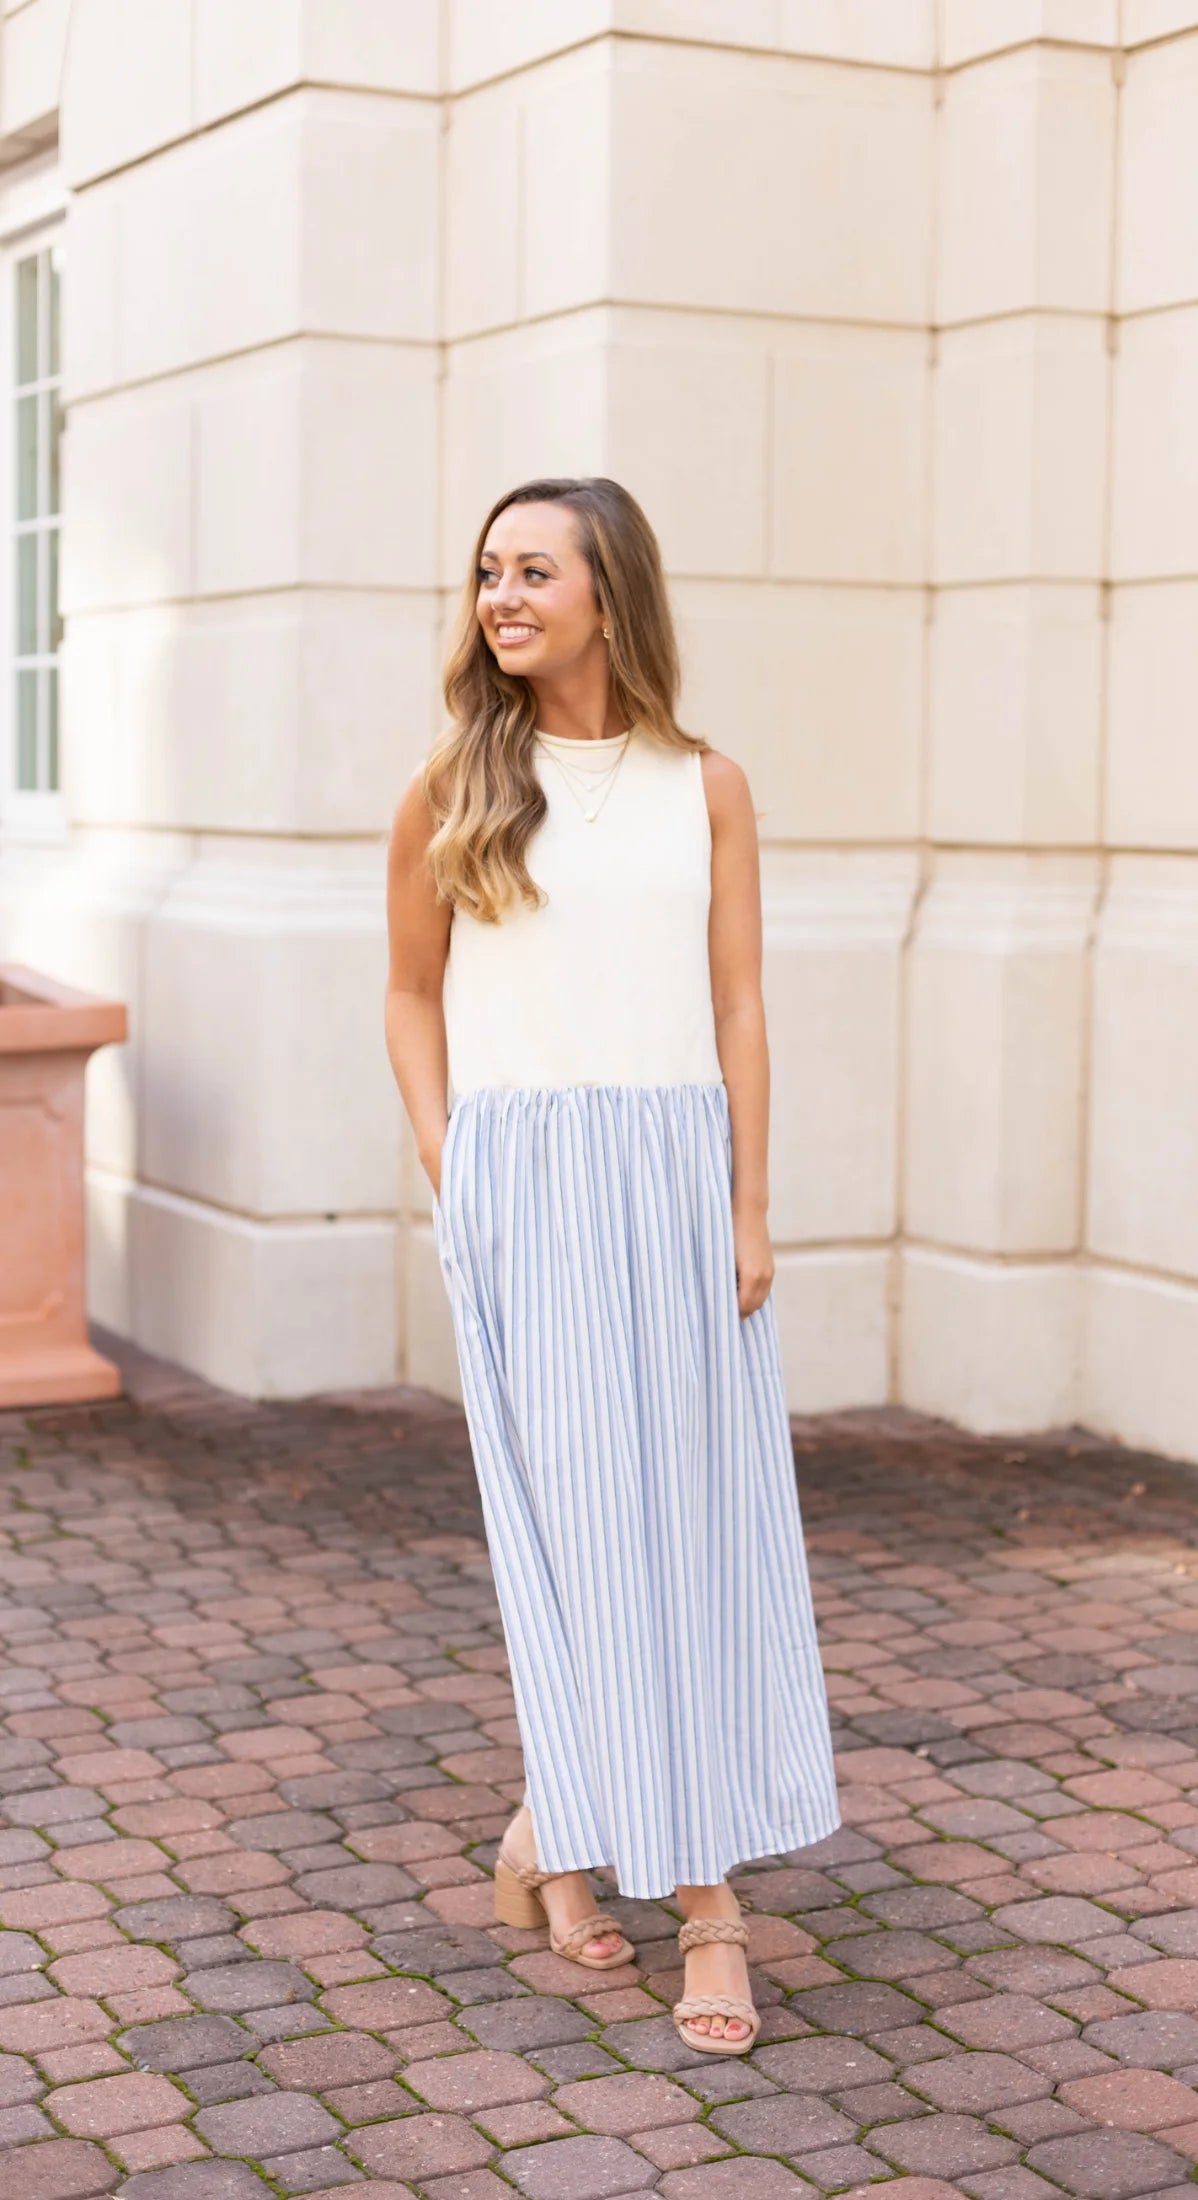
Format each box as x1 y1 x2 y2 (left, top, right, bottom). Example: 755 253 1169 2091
432 1080 840 1899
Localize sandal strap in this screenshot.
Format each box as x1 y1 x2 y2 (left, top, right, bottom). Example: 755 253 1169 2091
498 1843 556 1891
678 1916 748 1952
553 1912 626 1958
674 1993 758 2023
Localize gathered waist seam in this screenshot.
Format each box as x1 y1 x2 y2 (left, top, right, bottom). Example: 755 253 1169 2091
452 1079 726 1097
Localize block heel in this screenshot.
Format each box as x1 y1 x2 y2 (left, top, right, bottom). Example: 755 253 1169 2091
493 1853 547 1929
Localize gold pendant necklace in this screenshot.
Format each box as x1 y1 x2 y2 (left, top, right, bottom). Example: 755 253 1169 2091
536 735 630 822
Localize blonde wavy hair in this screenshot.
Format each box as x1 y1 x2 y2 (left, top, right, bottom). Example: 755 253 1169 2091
421 476 706 925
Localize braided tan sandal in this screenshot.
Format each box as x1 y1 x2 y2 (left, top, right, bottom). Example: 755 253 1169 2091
493 1814 634 1971
672 1914 761 2055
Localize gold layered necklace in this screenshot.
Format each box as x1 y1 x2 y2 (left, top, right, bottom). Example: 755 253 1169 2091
534 729 633 823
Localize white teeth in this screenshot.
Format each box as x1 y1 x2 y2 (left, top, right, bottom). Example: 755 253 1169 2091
498 625 537 639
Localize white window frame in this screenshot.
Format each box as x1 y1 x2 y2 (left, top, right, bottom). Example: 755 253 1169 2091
0 153 67 844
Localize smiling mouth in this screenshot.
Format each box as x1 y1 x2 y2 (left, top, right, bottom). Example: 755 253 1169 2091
495 625 541 644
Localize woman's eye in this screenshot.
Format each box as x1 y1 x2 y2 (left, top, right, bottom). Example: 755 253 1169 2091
475 567 549 584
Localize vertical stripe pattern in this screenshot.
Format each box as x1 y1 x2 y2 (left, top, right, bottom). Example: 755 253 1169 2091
433 1078 840 1899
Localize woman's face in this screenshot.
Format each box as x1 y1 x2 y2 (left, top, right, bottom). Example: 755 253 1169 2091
476 502 604 679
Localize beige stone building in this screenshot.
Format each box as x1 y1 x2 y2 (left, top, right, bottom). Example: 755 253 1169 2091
1 1 1196 1462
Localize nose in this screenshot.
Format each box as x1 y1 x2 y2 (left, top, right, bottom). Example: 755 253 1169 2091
492 573 526 614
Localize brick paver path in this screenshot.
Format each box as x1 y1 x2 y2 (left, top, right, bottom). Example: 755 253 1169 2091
3 1349 1198 2199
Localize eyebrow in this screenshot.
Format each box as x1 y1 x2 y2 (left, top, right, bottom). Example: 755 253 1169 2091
479 549 560 566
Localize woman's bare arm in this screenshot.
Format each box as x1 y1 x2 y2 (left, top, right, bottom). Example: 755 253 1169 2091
701 747 774 1317
385 768 453 1199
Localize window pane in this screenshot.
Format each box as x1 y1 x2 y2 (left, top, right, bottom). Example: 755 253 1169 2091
47 668 59 791
16 254 38 384
17 393 39 519
16 670 38 790
48 247 61 377
49 525 61 649
17 531 38 654
48 389 60 517
11 241 64 799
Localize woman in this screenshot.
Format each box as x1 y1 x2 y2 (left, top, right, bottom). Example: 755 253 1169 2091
384 476 839 2056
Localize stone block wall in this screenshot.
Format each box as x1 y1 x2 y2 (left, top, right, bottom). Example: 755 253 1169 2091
1 0 1195 1459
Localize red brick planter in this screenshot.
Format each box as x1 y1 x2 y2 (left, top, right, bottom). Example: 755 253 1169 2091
0 963 127 1405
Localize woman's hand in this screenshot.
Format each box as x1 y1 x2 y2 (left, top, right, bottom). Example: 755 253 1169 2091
733 1200 774 1318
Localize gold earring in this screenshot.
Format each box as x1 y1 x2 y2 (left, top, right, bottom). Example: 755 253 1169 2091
602 625 611 641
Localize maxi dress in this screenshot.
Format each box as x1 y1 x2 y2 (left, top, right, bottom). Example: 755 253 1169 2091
432 725 840 1898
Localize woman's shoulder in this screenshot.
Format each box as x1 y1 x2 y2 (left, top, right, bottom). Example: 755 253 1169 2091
697 744 753 828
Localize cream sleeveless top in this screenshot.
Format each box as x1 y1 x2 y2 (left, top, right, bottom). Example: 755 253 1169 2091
442 726 724 1096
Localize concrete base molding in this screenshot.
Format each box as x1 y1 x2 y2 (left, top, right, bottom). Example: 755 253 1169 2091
901 1246 1083 1433
86 1171 399 1400
1086 1265 1198 1462
772 1248 892 1414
